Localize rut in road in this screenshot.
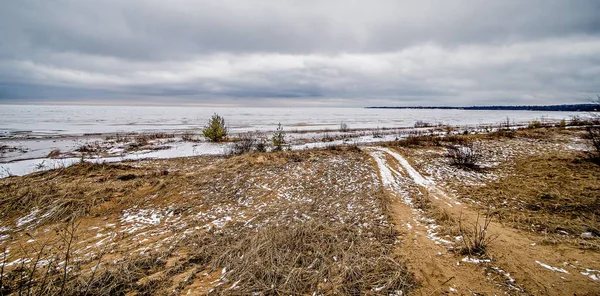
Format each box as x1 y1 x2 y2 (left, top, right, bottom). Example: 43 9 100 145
365 146 600 296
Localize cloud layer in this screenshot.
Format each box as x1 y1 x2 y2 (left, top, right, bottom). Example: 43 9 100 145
1 0 599 106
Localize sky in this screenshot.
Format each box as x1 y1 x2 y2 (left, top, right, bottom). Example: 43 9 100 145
0 0 599 107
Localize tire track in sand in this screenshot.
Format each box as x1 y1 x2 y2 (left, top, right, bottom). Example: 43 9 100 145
365 146 600 295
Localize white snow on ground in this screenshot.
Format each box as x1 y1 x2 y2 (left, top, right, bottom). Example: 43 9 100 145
535 261 570 274
366 149 412 207
120 207 168 234
365 147 454 247
491 266 516 283
581 269 600 282
0 141 227 178
379 147 461 207
377 147 434 188
461 257 491 264
16 208 40 227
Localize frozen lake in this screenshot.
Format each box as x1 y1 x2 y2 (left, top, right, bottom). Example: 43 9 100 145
0 104 588 178
0 105 583 138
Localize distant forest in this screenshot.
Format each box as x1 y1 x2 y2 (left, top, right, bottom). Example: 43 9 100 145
366 104 599 112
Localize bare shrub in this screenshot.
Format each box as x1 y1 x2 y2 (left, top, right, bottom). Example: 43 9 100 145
340 122 349 132
558 119 567 128
586 95 600 163
228 133 257 155
502 117 512 130
202 113 228 142
458 212 496 256
372 127 382 138
414 120 431 128
255 138 267 152
447 142 481 169
528 120 542 129
587 126 600 162
181 131 197 142
322 129 335 142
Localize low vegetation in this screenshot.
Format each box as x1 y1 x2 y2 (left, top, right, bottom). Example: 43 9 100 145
0 149 418 295
271 123 286 151
587 126 600 162
446 142 481 169
458 212 496 256
339 122 349 132
3 122 600 294
453 150 600 249
0 162 157 227
228 132 257 155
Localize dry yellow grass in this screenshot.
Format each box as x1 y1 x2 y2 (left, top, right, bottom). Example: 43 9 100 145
457 152 600 245
0 149 416 295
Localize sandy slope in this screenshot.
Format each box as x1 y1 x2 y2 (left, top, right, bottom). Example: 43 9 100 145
366 146 600 295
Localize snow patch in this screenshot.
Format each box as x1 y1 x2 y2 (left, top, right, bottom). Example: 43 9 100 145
535 261 569 274
461 257 491 264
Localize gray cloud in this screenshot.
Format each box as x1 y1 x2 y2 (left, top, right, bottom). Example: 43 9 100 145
0 0 599 106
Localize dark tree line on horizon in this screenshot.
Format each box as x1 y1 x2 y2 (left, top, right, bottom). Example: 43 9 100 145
366 104 599 112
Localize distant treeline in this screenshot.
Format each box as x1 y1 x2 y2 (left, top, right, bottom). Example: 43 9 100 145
366 104 599 112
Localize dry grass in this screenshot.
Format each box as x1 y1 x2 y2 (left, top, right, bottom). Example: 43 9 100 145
0 149 417 295
456 152 600 248
179 220 414 295
1 229 174 296
0 162 166 228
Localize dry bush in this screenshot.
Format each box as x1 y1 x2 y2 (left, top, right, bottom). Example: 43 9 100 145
447 143 481 169
372 127 383 138
322 129 335 142
181 131 198 142
255 138 268 153
586 126 600 163
340 122 349 132
528 120 542 129
458 212 496 256
228 132 257 155
414 120 432 128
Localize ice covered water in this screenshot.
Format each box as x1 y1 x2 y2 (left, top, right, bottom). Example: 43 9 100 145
0 105 586 178
0 105 581 137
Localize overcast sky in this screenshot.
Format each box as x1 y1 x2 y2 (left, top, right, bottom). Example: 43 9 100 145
1 0 599 106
